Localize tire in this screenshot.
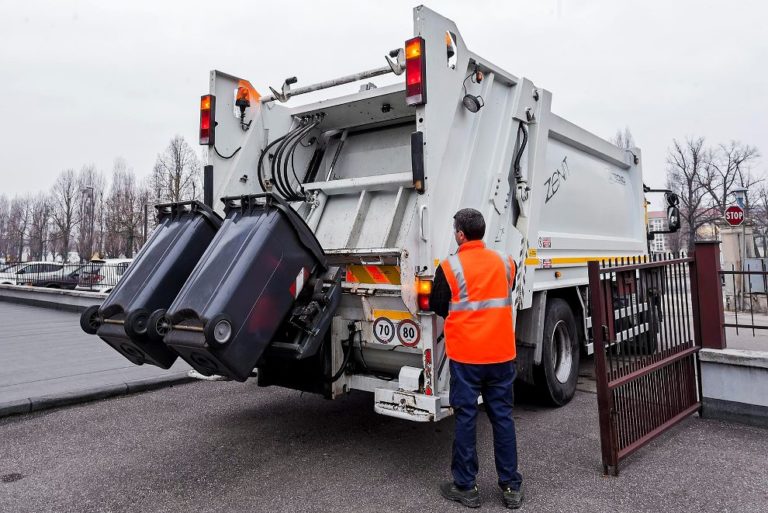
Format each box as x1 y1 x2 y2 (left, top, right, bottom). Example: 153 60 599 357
147 309 171 342
534 298 580 406
124 308 150 338
205 313 234 347
80 305 102 335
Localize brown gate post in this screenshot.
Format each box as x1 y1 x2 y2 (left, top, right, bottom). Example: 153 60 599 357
694 241 726 349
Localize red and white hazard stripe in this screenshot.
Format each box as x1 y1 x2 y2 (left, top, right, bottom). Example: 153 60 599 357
289 267 310 299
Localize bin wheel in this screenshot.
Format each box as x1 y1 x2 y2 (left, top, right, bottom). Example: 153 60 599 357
80 305 102 335
205 314 234 347
147 309 171 342
125 309 150 338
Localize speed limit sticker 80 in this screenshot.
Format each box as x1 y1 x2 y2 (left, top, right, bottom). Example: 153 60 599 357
397 319 421 347
372 317 421 347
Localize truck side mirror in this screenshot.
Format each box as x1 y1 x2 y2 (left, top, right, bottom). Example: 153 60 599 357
667 206 680 232
665 192 680 232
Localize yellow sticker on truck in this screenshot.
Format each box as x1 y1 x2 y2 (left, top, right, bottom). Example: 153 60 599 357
345 265 401 285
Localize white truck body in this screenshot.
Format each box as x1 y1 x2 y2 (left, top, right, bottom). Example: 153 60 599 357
203 6 647 421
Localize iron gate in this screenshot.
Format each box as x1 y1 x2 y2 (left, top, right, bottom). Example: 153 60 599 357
587 255 702 475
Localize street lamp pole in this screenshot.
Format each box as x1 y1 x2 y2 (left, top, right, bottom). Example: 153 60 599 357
733 187 748 310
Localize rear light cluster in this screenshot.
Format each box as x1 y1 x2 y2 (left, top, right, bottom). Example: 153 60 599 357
417 277 432 311
405 37 427 106
199 94 216 146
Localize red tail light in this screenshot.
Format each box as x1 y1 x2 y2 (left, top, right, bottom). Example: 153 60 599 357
405 37 427 106
417 277 432 311
199 95 216 146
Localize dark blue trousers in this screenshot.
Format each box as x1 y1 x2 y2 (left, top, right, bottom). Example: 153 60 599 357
449 359 523 491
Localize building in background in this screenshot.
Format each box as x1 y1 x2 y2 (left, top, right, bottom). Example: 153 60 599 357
647 211 670 254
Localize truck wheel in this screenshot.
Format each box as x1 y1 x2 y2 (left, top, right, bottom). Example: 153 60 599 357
80 305 102 335
535 298 580 406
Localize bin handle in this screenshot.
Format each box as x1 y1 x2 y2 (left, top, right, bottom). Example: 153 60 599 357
419 205 428 242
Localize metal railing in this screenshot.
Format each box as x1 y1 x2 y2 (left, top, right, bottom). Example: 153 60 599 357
588 254 701 476
721 261 768 335
0 262 130 292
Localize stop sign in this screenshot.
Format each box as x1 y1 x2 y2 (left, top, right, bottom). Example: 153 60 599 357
725 205 745 226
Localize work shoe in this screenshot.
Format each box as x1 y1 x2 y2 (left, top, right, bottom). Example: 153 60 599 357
501 486 524 509
439 481 481 508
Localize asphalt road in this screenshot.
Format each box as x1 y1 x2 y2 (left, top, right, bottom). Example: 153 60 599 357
2 381 766 513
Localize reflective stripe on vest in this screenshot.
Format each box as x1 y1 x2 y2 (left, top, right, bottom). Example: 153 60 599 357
446 251 513 311
446 253 469 301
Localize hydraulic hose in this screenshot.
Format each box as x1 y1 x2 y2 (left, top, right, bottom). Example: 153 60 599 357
272 120 312 199
257 122 303 192
325 323 357 382
282 121 319 199
269 122 305 198
513 121 529 179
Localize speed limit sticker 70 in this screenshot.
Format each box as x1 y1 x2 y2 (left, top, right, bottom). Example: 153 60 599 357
373 317 395 344
397 319 421 347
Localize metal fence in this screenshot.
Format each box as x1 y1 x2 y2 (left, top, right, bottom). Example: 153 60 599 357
588 254 701 476
721 261 768 335
0 261 130 292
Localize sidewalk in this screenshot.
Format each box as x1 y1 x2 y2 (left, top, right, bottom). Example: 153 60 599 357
724 311 768 351
0 302 191 417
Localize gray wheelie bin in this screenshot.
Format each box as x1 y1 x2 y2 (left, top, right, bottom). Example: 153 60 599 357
79 201 223 368
162 194 328 381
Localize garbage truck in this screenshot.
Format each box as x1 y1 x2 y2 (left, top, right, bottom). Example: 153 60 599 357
80 5 679 421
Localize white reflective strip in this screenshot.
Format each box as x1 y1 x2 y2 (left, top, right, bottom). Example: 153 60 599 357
494 250 512 286
447 254 468 301
449 297 513 312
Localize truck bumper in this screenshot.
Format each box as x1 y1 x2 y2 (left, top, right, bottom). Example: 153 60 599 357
374 388 452 422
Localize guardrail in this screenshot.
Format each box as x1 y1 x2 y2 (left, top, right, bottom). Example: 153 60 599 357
0 262 130 292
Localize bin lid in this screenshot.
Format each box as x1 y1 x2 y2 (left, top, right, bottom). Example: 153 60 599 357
221 193 327 270
154 200 223 229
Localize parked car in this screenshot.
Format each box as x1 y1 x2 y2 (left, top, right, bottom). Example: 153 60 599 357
76 259 132 293
0 262 65 286
28 263 87 290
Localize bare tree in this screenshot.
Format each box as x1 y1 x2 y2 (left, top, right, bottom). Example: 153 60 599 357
50 169 80 261
7 195 31 262
704 141 761 214
0 195 10 261
28 193 51 261
611 127 635 150
76 164 106 261
105 161 143 257
666 138 713 251
151 135 201 202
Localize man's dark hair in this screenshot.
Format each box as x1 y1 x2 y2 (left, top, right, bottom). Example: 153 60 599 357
453 208 485 241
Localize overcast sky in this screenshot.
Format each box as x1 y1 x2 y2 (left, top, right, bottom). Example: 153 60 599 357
1 0 766 200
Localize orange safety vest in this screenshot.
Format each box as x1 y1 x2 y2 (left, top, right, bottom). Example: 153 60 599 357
442 240 516 364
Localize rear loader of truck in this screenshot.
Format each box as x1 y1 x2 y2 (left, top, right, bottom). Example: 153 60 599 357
81 6 675 421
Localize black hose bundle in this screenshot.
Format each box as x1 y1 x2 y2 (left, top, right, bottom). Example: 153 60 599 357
256 115 323 201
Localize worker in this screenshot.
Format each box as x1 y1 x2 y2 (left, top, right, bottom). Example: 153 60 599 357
430 208 523 510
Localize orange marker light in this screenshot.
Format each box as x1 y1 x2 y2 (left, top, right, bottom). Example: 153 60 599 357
406 40 422 59
201 96 211 110
417 278 433 311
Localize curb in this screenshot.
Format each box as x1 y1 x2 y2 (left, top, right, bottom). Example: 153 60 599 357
0 373 196 419
0 285 105 313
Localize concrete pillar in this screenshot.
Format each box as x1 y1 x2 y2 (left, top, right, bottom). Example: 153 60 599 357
694 241 726 349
